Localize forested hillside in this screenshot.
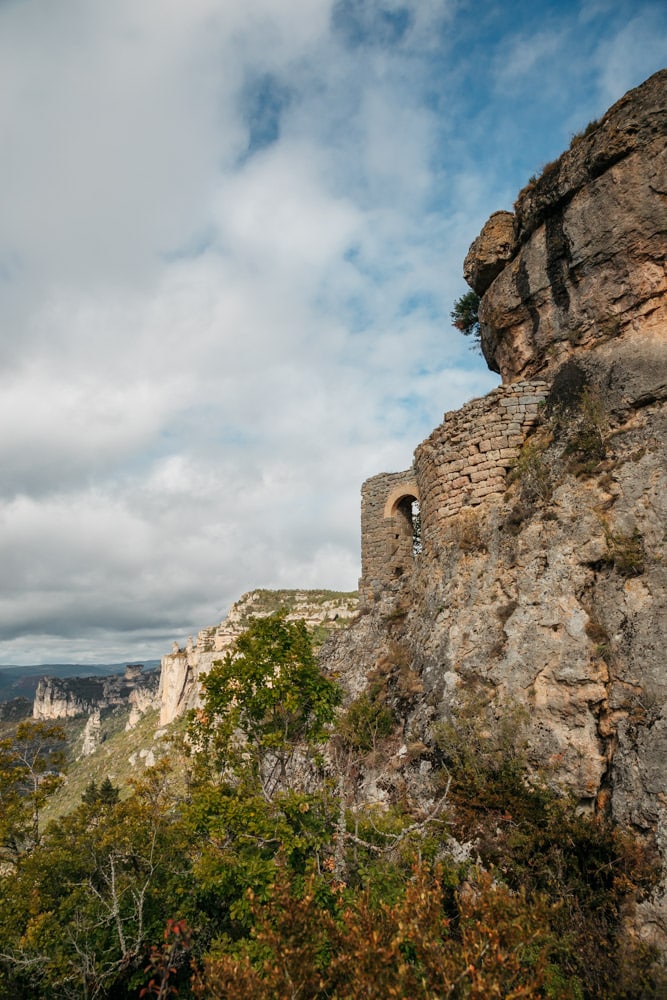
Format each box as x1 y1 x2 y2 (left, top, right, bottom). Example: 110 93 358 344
0 614 663 998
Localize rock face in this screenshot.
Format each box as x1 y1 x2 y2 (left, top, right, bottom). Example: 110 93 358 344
463 210 515 296
158 589 358 726
33 665 160 725
471 69 667 383
321 71 667 950
79 709 102 758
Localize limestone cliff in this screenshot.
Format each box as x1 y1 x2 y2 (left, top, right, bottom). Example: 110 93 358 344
33 664 160 727
321 70 667 950
467 68 666 384
158 589 358 726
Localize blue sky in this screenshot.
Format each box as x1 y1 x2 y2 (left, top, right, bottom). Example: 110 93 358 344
0 0 664 664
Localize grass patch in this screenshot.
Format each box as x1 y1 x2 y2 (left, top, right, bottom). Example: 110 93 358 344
40 707 183 825
602 526 645 577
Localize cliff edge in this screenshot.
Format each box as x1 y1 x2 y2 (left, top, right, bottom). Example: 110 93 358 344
321 70 667 951
466 68 666 386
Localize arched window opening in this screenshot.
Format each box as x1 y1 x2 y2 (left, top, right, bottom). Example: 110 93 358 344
395 495 421 558
411 500 422 555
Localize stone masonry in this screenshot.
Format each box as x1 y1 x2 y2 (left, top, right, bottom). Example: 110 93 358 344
415 380 548 531
360 470 419 606
359 380 547 605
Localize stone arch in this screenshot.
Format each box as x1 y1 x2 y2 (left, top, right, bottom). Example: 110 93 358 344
383 482 420 578
359 471 421 606
382 482 420 519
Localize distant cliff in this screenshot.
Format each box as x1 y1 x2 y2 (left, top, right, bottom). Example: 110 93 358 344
33 664 160 727
158 589 358 726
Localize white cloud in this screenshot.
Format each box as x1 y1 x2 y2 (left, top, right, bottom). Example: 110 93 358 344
495 28 568 89
0 0 664 665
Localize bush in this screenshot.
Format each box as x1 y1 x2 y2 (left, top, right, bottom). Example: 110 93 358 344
508 433 553 503
432 700 662 998
195 863 558 1000
602 526 645 577
337 694 394 753
563 387 608 475
451 291 481 345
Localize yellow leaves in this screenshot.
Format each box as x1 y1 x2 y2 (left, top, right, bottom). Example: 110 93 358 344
19 909 54 950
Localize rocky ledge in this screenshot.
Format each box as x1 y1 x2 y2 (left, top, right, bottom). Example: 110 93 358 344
464 69 667 384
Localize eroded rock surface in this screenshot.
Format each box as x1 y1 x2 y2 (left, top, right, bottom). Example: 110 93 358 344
79 709 103 758
467 69 667 383
321 70 667 950
463 210 516 296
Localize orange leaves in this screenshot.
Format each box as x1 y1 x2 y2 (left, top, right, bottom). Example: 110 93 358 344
140 918 192 999
197 864 554 999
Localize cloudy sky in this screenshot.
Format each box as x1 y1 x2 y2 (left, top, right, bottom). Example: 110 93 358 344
1 0 665 665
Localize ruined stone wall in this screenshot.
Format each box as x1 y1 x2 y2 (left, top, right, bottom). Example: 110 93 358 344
327 70 667 952
359 381 547 604
415 380 547 544
360 471 419 606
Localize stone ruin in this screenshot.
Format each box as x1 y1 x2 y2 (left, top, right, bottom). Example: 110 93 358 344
360 380 547 605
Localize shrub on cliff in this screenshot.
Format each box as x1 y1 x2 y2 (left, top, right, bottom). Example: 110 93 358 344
451 290 481 346
433 701 663 998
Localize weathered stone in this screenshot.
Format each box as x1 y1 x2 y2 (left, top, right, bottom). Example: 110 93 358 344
463 210 517 295
473 69 667 382
79 709 103 758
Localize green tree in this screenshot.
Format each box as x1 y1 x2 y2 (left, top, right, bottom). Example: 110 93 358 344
0 720 66 859
451 290 481 346
82 776 120 807
0 761 193 1000
184 614 343 939
193 612 342 796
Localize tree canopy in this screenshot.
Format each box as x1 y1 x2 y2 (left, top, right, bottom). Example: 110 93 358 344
193 612 342 794
0 720 66 858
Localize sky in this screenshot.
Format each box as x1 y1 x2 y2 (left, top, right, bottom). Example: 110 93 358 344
0 0 665 665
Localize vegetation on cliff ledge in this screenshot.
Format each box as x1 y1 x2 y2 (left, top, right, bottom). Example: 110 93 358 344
451 290 481 346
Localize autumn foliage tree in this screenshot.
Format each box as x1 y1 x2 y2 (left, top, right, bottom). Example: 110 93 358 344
195 864 559 999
